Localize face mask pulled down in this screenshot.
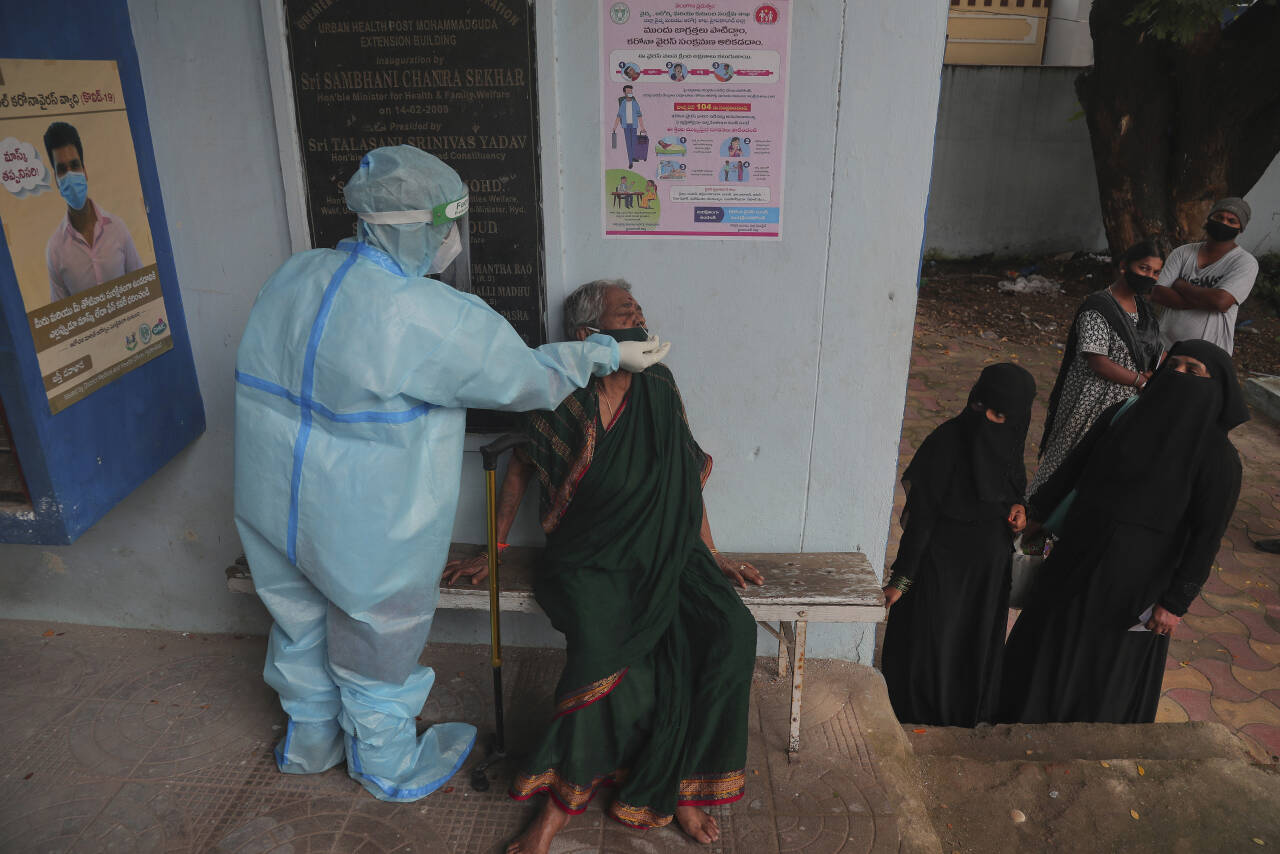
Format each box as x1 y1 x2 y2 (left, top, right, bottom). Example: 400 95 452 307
588 325 650 343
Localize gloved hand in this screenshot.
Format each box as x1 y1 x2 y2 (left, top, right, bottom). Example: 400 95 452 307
617 336 671 372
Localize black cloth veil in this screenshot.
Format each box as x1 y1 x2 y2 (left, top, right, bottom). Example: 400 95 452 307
1071 339 1247 532
904 362 1036 521
1000 338 1246 725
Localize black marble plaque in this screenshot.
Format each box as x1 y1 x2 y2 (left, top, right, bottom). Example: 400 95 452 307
285 0 546 432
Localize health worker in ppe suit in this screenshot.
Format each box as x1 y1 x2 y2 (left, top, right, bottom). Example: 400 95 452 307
233 145 670 803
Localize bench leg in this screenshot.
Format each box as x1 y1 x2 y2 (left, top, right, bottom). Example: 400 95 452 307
754 621 788 679
780 620 796 679
777 621 790 678
787 620 807 759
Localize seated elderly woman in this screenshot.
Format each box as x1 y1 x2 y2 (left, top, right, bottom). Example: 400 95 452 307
444 279 762 853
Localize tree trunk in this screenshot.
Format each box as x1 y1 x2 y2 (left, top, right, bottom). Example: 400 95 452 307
1076 0 1280 257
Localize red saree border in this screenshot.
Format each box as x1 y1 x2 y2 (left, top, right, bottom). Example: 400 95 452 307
555 667 628 718
606 396 632 435
677 769 746 806
537 394 598 533
509 768 621 814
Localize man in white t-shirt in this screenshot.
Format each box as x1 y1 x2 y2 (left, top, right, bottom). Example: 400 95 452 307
1150 197 1258 355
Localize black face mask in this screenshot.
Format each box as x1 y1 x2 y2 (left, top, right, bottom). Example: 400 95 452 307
1205 219 1241 242
593 325 648 343
1124 270 1157 295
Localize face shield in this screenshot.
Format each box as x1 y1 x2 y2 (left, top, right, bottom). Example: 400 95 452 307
355 194 471 291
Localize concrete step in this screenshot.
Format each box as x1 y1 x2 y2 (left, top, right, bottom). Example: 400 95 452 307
902 723 1280 853
755 659 948 853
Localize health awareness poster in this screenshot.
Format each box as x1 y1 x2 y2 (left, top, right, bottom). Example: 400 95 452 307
0 59 172 414
601 1 791 239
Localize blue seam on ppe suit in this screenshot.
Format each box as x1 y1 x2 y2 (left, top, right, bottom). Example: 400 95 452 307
286 250 358 562
276 720 295 767
234 371 435 424
240 241 434 564
347 731 477 801
338 238 406 276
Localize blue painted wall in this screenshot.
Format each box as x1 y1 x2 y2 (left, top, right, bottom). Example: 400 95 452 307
0 0 204 544
0 0 284 633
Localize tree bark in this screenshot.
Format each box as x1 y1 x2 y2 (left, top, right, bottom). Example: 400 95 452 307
1076 0 1280 257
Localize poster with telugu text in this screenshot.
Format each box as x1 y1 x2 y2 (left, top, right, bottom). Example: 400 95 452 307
601 0 791 239
0 59 171 414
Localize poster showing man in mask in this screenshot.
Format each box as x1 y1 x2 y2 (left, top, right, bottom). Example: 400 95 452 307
0 58 172 414
43 119 144 302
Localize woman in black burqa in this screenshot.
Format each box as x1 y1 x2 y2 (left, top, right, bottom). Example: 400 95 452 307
1000 339 1247 724
881 363 1037 726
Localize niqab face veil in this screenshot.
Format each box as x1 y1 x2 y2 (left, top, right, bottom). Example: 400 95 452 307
1075 338 1248 531
905 363 1037 516
1172 338 1249 432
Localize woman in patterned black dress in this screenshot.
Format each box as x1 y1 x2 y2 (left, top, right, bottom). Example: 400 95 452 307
1030 242 1164 494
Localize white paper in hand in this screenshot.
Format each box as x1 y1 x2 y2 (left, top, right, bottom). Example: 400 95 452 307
1128 604 1155 632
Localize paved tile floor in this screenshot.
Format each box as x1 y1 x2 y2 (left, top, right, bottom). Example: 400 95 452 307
4 317 1277 853
0 621 908 853
891 325 1280 763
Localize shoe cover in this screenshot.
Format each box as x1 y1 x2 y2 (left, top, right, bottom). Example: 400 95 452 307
240 524 345 775
275 718 344 774
334 660 475 801
345 721 476 802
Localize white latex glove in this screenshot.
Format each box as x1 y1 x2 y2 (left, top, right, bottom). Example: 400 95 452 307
617 335 671 372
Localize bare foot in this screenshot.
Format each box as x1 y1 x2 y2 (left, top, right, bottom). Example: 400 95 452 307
675 805 720 844
507 796 571 854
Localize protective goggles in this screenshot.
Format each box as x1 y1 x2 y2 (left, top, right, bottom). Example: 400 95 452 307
354 193 469 226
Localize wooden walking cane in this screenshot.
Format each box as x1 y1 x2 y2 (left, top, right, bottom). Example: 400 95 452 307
469 434 528 792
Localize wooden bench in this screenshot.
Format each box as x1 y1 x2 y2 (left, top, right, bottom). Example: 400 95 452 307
226 545 885 756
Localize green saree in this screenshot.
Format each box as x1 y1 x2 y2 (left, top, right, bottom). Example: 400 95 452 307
509 364 756 827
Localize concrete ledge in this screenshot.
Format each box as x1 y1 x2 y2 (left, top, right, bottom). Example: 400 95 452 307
916 754 1280 853
906 720 1258 763
1244 375 1280 423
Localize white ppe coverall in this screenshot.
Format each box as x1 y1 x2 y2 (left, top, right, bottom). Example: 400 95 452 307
234 146 620 801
